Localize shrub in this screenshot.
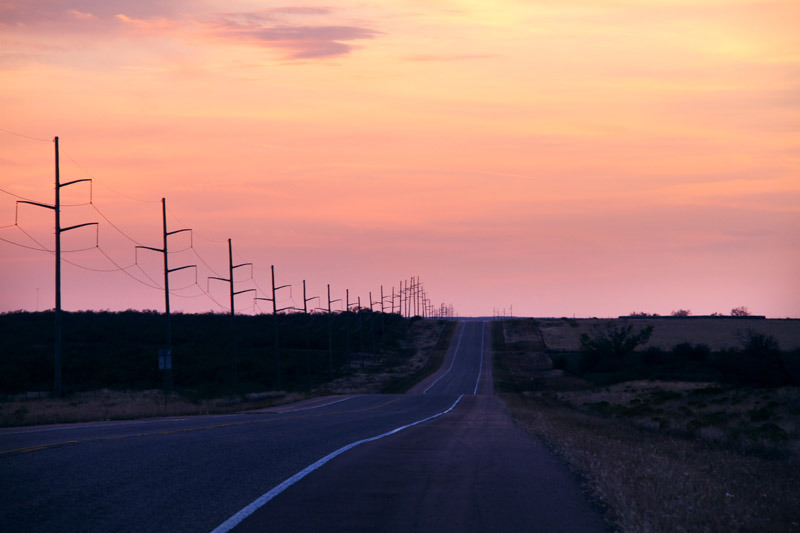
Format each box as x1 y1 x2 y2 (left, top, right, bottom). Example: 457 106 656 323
672 342 710 362
579 322 654 373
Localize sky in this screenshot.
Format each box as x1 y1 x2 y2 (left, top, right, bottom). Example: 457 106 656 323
1 0 798 318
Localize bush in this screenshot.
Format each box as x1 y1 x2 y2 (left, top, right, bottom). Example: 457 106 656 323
672 342 710 362
579 322 654 373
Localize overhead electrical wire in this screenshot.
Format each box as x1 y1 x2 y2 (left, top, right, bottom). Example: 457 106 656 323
0 127 51 142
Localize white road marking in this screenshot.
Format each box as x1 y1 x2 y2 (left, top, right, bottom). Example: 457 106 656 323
276 396 354 414
210 394 465 533
473 322 486 395
423 322 466 394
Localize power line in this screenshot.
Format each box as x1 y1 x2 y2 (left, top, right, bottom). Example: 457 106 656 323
0 127 50 142
0 234 49 252
0 187 37 202
61 150 159 204
90 203 145 246
166 206 226 243
190 245 224 278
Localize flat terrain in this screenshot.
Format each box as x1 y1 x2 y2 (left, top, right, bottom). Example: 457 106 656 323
1 321 607 532
495 319 800 531
538 317 800 352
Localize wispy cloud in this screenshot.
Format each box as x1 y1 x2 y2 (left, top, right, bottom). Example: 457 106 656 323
114 13 179 32
405 53 495 62
208 8 382 60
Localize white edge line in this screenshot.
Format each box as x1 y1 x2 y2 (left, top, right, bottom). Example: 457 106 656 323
210 394 465 533
277 396 354 414
423 323 466 394
473 322 485 395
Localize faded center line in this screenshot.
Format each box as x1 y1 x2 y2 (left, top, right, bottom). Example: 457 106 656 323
0 397 402 456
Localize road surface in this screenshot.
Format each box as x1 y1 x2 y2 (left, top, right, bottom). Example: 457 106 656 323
1 321 607 532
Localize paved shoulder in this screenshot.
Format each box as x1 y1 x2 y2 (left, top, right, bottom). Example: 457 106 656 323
235 395 608 532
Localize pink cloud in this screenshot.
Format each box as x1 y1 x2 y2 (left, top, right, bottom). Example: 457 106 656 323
68 9 95 20
114 13 178 32
209 9 382 60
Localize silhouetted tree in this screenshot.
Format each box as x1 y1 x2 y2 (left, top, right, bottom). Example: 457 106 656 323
579 322 654 372
731 306 751 317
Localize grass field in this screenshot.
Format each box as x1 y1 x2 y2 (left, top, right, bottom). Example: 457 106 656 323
538 317 800 352
0 318 455 427
494 318 800 532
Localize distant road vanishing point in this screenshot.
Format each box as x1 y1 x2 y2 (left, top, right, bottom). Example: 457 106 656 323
1 321 608 532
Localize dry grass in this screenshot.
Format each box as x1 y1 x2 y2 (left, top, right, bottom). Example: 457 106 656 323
504 392 800 532
316 319 450 394
495 319 800 531
538 318 800 352
1 320 451 427
551 381 800 458
0 389 309 427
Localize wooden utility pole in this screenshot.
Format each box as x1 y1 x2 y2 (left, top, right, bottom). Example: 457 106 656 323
18 137 96 397
326 284 341 374
255 265 292 387
209 239 253 386
302 280 318 313
136 198 195 398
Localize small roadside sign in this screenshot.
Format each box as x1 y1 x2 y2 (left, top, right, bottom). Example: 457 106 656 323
158 348 172 370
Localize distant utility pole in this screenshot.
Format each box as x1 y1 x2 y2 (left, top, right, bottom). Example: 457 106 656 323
369 291 377 355
136 198 195 398
302 280 319 314
208 239 254 386
255 265 292 388
17 136 97 397
345 289 358 372
326 284 341 374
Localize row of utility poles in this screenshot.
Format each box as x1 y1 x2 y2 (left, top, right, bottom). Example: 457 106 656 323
19 136 457 397
493 306 513 319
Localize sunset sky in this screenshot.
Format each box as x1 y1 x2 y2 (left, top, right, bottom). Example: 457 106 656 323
1 0 798 318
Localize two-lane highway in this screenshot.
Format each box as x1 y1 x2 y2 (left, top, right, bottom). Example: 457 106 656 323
416 321 490 396
1 321 607 532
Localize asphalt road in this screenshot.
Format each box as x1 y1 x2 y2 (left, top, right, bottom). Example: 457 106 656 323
1 321 607 532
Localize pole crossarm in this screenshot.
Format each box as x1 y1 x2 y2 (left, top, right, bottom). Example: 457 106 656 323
168 264 196 274
233 288 256 297
137 245 165 253
17 200 55 210
60 221 98 233
59 178 91 188
166 228 191 237
255 298 298 314
233 262 252 270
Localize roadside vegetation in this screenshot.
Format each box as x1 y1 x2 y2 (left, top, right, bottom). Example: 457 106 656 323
493 318 800 532
0 311 454 426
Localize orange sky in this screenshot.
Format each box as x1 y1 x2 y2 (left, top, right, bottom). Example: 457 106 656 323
1 0 799 317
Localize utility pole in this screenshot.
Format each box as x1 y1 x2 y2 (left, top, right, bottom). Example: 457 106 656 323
302 280 319 390
136 198 195 401
17 136 97 397
400 280 408 316
346 289 358 372
369 291 377 355
208 239 254 386
255 265 292 387
302 280 318 314
379 285 390 352
326 284 341 374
